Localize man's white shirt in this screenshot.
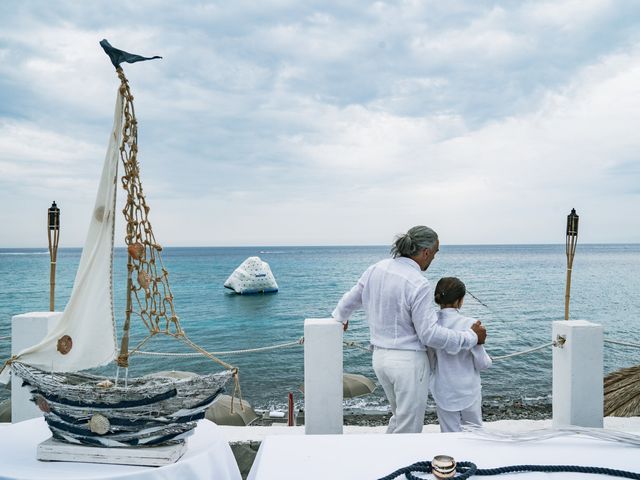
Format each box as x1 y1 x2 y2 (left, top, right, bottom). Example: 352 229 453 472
332 257 477 353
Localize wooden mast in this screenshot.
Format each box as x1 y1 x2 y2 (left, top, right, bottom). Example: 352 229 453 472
117 67 137 368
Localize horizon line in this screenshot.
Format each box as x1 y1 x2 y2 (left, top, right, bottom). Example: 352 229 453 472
1 242 639 250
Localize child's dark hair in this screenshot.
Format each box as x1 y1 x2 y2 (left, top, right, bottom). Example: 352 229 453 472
434 277 466 306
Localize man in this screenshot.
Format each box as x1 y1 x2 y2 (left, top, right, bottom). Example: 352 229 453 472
332 225 487 433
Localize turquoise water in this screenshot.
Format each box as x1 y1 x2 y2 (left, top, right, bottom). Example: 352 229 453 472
1 244 639 412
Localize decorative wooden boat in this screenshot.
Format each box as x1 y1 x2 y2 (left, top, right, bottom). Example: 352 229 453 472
13 362 232 447
1 40 237 449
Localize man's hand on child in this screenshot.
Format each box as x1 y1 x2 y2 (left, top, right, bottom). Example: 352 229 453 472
471 320 487 344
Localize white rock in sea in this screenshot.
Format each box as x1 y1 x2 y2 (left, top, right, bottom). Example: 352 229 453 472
224 256 278 295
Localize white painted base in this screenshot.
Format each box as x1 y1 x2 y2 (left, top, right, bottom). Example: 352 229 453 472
37 438 187 466
11 312 63 423
552 320 603 428
304 318 343 435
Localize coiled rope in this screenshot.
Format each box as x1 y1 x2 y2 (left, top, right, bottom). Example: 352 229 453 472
379 460 640 480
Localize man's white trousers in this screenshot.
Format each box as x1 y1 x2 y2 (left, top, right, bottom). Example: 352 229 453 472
372 348 429 433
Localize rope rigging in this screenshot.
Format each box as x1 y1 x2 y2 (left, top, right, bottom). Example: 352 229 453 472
111 68 242 399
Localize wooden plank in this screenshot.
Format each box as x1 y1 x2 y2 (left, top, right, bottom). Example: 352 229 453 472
37 438 187 466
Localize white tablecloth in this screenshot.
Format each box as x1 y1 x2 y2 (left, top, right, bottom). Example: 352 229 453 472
248 430 640 480
0 418 241 480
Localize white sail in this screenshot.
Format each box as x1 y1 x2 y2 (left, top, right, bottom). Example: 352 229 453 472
10 91 123 372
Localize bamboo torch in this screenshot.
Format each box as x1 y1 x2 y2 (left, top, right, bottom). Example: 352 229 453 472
564 208 579 320
48 201 60 311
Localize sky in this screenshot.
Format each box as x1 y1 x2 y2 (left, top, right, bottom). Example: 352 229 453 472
1 0 639 247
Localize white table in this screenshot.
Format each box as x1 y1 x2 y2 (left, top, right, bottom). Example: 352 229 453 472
0 418 241 480
248 430 640 480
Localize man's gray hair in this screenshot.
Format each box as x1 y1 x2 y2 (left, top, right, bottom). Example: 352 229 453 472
390 225 438 258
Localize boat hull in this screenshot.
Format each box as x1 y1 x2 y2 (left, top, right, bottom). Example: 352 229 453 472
12 362 233 447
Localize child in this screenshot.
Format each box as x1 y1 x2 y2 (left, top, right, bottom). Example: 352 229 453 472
429 277 492 432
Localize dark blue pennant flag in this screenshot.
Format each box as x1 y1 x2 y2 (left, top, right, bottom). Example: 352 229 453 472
100 39 162 69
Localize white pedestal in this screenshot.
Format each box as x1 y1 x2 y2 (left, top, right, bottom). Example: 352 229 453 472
37 438 187 466
0 418 242 479
552 320 603 428
11 312 63 423
304 318 343 435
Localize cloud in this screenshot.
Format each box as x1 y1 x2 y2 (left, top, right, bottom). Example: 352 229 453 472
0 120 100 186
0 0 639 247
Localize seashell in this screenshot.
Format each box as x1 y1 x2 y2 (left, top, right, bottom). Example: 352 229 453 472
432 455 456 479
57 335 73 355
36 395 50 413
137 270 151 291
97 380 113 388
127 242 145 260
88 414 110 435
94 206 105 222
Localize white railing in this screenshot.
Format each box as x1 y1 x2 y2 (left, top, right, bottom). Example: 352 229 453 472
6 312 639 429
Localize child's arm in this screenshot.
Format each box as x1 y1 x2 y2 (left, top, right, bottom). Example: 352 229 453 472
471 345 492 371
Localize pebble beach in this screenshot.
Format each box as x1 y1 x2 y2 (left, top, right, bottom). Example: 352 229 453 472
248 399 552 428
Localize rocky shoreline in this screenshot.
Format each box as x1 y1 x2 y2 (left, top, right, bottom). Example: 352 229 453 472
346 401 552 427
251 400 552 427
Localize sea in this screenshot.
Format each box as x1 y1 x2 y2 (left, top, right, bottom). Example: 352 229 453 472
1 244 639 414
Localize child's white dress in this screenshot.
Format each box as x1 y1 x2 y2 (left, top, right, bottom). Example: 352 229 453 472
428 308 492 432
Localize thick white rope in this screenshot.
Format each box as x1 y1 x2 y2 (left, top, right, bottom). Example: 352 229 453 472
490 342 554 361
344 340 555 361
343 341 371 352
346 336 640 360
604 339 640 349
132 337 304 357
3 334 636 360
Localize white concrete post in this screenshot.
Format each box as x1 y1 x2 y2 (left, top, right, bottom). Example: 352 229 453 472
11 312 63 423
552 320 603 428
304 318 343 434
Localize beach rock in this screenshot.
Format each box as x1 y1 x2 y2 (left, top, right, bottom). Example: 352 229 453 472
206 395 259 426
